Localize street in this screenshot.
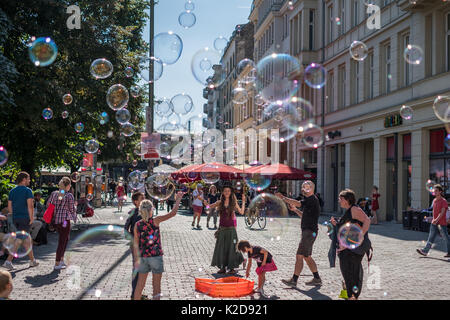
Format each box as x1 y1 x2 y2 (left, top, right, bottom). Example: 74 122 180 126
5 203 449 300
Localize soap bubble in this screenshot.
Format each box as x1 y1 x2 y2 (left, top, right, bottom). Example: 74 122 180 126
116 108 131 125
213 36 228 52
191 47 226 88
404 44 423 65
400 105 413 120
158 142 171 158
255 94 266 106
147 173 170 188
349 41 368 61
146 180 175 201
85 139 99 154
62 111 69 119
445 134 450 150
134 142 147 156
337 223 364 249
130 85 142 98
164 113 181 126
304 63 326 89
200 164 220 184
323 221 334 236
237 58 257 84
75 122 84 133
106 84 129 111
70 172 80 183
0 146 8 166
426 179 436 193
154 31 183 65
185 0 195 11
244 174 272 191
128 170 145 190
170 93 194 115
86 193 94 201
28 37 57 67
90 58 113 79
155 98 174 118
231 87 248 105
99 111 109 125
139 56 163 83
2 231 32 258
124 66 134 77
256 53 300 103
178 11 196 29
432 95 450 123
301 123 324 148
42 108 53 120
63 94 73 105
120 123 135 137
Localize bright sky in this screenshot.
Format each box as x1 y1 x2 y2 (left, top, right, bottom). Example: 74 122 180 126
143 0 253 129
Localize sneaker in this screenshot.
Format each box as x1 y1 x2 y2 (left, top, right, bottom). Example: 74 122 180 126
54 262 66 270
281 278 297 287
2 261 15 271
29 260 39 268
416 249 428 256
444 253 450 258
191 221 195 227
197 225 202 229
305 278 322 286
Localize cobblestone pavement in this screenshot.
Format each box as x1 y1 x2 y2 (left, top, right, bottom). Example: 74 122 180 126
2 203 449 300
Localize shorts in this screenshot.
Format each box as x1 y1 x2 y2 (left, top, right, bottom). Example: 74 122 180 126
297 229 317 257
137 255 164 274
255 260 278 275
13 218 31 233
193 205 203 215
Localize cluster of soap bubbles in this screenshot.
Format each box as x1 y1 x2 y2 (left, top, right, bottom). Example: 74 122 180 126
178 1 196 29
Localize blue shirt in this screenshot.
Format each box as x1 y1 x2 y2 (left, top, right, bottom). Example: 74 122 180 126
8 186 33 219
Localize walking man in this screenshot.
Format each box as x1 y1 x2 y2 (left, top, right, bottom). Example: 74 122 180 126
3 172 39 270
417 184 450 258
276 181 322 286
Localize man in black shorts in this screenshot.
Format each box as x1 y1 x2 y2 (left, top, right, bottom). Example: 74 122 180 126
276 181 322 287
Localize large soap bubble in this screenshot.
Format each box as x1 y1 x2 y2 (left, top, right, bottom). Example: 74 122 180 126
139 55 163 83
116 108 131 125
191 47 226 88
155 98 174 118
28 37 58 67
213 36 228 53
338 223 364 249
256 53 300 103
178 11 196 29
171 93 194 115
90 58 113 79
106 84 129 111
85 139 99 154
128 170 145 190
0 146 8 166
154 31 183 65
120 123 135 137
433 95 450 123
145 178 175 201
237 58 257 84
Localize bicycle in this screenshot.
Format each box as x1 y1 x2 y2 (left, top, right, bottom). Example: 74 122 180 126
244 206 267 230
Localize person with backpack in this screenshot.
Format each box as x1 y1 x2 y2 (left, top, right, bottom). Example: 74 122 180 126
331 189 372 300
47 177 77 270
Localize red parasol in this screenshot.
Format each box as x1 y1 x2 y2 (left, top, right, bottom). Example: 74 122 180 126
243 163 315 180
171 162 244 181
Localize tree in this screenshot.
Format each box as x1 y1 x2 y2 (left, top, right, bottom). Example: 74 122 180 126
0 0 150 180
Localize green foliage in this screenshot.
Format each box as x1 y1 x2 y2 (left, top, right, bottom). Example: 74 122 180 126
0 0 150 178
0 162 19 209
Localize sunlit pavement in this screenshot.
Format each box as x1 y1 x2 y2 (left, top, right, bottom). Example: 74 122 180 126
4 203 449 300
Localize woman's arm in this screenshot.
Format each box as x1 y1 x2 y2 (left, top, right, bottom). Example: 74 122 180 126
209 200 221 210
245 258 252 278
351 206 371 235
154 191 184 225
133 224 140 268
235 194 245 215
260 249 268 266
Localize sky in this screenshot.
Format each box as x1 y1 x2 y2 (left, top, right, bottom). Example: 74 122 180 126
143 0 253 129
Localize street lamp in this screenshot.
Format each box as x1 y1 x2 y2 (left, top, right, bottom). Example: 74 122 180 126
146 0 156 175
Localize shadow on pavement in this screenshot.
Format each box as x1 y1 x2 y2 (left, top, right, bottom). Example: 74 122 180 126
290 286 332 300
250 293 280 300
23 270 61 287
419 256 450 263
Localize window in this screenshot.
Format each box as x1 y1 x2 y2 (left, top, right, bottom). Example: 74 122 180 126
386 44 391 93
403 34 410 86
364 50 374 99
326 70 334 113
328 5 333 43
352 0 359 27
351 60 360 104
338 0 345 36
380 41 391 94
447 13 450 71
309 9 314 50
425 14 432 77
338 64 346 109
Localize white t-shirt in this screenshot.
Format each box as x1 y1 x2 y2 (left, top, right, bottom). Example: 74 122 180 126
192 189 203 207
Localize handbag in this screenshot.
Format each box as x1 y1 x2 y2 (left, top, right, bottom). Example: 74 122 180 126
43 193 55 224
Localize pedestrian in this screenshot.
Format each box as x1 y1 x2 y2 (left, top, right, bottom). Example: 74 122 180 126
166 191 175 212
3 172 39 270
47 177 77 270
331 189 372 300
33 192 45 219
371 186 380 225
276 181 322 287
0 270 13 300
124 191 145 300
133 191 184 300
109 179 117 203
116 181 126 212
209 186 246 274
238 240 277 298
417 184 450 258
191 184 205 229
206 185 219 229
